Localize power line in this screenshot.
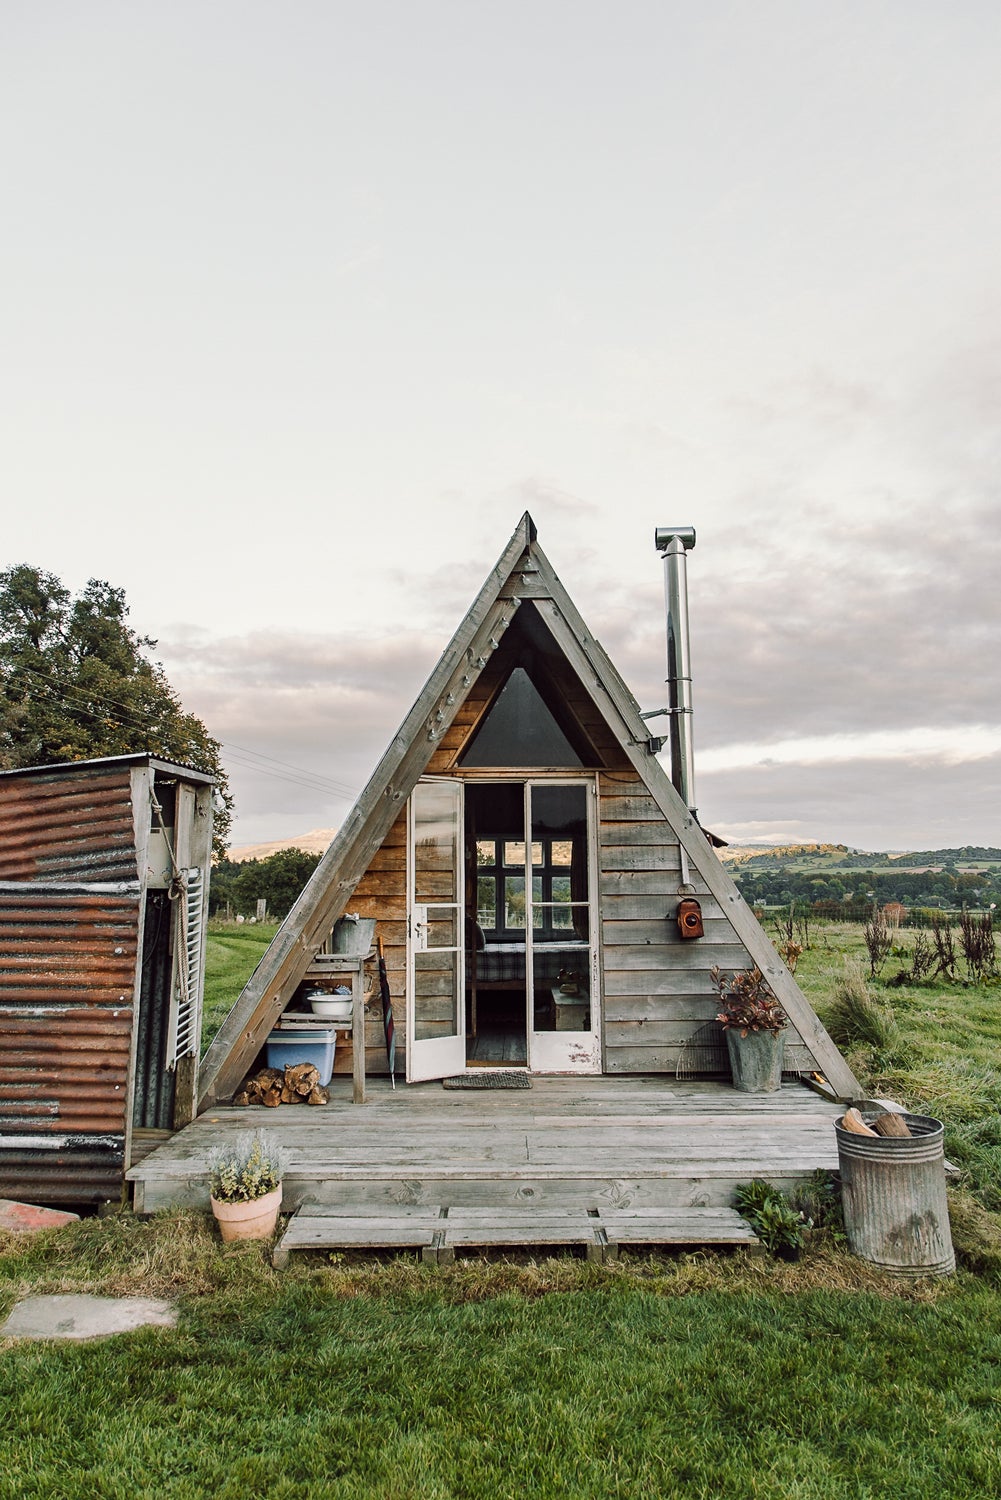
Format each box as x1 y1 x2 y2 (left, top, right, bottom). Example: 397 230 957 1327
5 662 361 802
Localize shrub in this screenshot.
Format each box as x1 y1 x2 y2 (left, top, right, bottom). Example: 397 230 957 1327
733 1180 809 1258
207 1131 287 1203
710 966 789 1036
823 960 901 1053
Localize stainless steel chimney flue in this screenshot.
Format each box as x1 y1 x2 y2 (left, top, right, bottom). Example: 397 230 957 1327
654 526 697 815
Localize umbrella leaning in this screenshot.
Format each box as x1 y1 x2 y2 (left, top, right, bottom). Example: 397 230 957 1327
377 936 396 1089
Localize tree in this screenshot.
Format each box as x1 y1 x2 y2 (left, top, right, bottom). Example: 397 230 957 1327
211 849 322 920
0 564 233 852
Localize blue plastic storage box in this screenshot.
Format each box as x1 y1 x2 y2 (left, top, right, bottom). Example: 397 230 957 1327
266 1028 336 1086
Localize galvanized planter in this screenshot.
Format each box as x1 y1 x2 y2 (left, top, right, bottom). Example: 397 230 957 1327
725 1028 785 1092
835 1111 955 1278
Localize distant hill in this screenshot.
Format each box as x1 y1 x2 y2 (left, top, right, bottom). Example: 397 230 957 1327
719 843 1001 872
719 843 852 867
228 827 337 863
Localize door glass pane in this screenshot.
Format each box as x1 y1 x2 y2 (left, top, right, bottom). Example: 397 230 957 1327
476 840 495 867
414 951 459 1041
425 907 458 948
532 945 590 1033
413 781 459 902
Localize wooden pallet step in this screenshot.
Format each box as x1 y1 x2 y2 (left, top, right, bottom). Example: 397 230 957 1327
272 1203 763 1266
273 1208 445 1267
600 1207 763 1255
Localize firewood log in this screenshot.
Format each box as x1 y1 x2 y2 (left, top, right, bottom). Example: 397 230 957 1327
842 1107 879 1137
233 1090 250 1106
285 1062 320 1098
307 1086 329 1106
871 1111 912 1138
261 1082 283 1107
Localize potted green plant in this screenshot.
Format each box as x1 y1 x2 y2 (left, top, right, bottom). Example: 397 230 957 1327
207 1130 288 1242
710 965 789 1092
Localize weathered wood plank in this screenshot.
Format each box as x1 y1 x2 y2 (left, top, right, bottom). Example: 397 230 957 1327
599 846 690 872
602 943 751 971
599 822 681 847
602 916 735 945
599 868 682 896
597 795 665 821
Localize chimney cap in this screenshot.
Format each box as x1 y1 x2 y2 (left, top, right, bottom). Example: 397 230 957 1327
655 526 696 552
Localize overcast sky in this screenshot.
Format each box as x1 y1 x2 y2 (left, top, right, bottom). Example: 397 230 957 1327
3 2 999 852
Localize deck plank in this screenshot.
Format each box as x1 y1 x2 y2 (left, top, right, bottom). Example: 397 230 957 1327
131 1076 843 1229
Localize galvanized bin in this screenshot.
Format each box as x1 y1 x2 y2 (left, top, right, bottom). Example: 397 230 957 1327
835 1111 955 1278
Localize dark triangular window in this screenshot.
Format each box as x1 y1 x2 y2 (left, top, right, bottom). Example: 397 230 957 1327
459 666 585 767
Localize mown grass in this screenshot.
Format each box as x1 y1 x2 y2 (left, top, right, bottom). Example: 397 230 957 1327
3 914 980 1495
202 920 279 1051
2 1213 1001 1499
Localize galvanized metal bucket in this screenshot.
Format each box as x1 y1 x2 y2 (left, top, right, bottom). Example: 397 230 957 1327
835 1112 955 1278
725 1028 785 1092
332 915 377 955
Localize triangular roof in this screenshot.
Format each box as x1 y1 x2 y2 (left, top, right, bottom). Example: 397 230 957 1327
199 515 859 1105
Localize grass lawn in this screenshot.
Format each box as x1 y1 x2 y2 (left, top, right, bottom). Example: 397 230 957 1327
201 920 279 1051
2 1215 1001 1499
2 918 997 1496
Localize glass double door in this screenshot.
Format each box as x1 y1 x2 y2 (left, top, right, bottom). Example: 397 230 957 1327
406 777 600 1081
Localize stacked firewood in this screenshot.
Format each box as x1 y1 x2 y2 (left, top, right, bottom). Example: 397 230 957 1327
234 1063 329 1108
841 1106 911 1138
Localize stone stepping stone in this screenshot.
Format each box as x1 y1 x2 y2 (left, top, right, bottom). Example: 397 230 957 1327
1 1294 177 1342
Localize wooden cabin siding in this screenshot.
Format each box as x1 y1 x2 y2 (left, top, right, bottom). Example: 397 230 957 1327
332 812 407 1075
597 772 811 1075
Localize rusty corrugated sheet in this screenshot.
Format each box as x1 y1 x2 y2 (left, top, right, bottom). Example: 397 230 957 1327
0 763 138 883
0 889 139 1202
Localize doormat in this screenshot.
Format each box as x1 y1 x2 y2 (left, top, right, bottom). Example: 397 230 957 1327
442 1072 532 1089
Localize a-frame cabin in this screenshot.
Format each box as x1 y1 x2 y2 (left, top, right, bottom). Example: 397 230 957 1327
199 515 858 1107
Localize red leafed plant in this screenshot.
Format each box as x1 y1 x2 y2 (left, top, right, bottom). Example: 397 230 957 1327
710 965 789 1036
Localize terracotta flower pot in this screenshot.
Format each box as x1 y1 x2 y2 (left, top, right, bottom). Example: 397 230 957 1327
210 1183 283 1242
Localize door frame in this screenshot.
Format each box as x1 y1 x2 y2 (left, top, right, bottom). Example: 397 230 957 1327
406 772 602 1080
405 777 466 1082
523 776 601 1074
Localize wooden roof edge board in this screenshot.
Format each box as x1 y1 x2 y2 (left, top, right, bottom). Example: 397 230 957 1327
198 515 537 1106
534 595 861 1100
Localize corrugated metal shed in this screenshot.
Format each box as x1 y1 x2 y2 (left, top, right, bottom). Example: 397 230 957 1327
0 756 213 1205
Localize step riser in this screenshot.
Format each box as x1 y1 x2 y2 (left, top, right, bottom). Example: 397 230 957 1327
136 1167 826 1216
288 1170 824 1213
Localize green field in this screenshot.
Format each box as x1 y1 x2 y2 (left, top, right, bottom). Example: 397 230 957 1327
2 918 999 1497
201 920 280 1051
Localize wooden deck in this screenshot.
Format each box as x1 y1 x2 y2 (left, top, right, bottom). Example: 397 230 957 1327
128 1076 842 1260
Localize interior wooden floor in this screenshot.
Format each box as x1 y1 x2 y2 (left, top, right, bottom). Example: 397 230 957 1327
129 1075 842 1260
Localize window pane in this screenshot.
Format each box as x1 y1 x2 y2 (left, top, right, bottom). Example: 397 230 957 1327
476 840 495 868
528 842 543 867
505 876 526 928
532 875 543 928
504 841 525 868
552 879 573 927
551 839 573 867
476 877 495 929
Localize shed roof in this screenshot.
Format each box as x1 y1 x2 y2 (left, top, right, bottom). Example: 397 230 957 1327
0 753 214 785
